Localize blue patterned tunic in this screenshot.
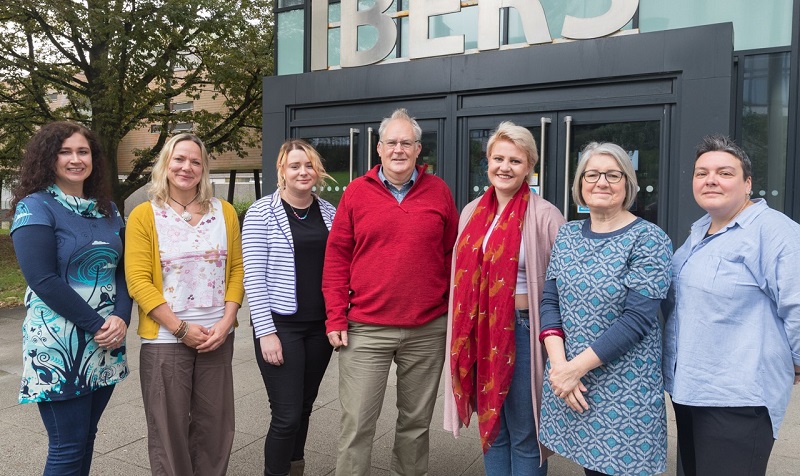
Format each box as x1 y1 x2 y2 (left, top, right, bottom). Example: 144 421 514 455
12 189 129 403
539 218 671 475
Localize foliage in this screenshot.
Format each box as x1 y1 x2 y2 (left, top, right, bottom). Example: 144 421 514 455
0 0 275 213
0 232 25 307
232 199 252 219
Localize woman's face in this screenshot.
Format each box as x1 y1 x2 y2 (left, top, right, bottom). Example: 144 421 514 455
692 150 751 219
487 140 531 198
54 133 93 196
581 153 627 213
167 140 203 193
283 149 318 195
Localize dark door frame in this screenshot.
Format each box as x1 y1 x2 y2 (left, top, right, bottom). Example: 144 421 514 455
263 23 734 242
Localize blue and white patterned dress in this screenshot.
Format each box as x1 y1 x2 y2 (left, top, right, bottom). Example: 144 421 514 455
12 187 129 403
539 218 671 476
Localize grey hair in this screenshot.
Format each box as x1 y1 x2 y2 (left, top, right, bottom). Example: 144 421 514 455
378 108 422 141
572 142 638 210
695 134 752 179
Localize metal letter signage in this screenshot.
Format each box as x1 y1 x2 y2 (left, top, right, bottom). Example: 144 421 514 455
478 0 551 51
409 0 463 59
310 0 640 71
561 0 639 39
340 0 397 67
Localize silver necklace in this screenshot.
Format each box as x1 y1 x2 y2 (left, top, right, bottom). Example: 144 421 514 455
169 193 199 222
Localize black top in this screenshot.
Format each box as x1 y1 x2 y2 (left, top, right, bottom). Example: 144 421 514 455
272 198 329 322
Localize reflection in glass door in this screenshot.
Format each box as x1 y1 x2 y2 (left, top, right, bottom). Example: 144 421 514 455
297 125 368 208
467 115 552 203
561 110 663 224
463 107 667 227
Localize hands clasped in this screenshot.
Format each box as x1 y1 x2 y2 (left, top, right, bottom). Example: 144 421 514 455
549 360 590 413
94 315 127 351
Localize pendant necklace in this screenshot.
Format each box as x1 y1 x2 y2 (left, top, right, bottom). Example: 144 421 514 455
170 193 199 222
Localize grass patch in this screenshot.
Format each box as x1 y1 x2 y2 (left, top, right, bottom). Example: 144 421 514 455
0 232 25 307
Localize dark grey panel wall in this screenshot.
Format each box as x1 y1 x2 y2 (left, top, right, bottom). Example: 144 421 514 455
262 23 734 242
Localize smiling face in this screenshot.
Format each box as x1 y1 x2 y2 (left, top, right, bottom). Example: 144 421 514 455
487 139 531 199
283 148 319 195
54 133 93 197
580 153 627 213
693 150 751 219
377 118 421 184
167 139 203 193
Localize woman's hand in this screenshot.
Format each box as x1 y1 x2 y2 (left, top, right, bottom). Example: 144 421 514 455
196 321 232 353
180 323 210 349
549 360 590 412
94 315 127 350
260 334 284 365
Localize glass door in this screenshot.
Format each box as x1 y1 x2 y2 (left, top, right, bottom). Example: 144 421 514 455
294 123 372 207
556 107 666 224
465 114 557 204
463 106 668 227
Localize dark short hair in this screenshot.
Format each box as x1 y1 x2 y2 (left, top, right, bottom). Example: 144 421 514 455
11 121 112 215
695 134 752 180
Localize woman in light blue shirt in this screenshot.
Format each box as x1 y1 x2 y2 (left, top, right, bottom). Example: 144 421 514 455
663 134 800 476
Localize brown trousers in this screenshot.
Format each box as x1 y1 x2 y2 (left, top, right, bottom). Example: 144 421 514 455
140 336 235 476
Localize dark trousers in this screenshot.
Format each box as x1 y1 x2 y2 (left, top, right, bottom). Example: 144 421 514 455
673 402 775 476
38 384 115 476
255 320 333 476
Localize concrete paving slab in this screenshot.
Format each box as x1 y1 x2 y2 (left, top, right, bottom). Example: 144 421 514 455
1 301 799 475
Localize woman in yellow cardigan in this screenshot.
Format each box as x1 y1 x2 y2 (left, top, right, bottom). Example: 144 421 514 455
125 133 244 476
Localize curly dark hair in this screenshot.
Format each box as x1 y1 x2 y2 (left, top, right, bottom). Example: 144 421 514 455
11 121 113 215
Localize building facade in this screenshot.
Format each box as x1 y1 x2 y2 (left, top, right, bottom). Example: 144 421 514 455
262 0 799 242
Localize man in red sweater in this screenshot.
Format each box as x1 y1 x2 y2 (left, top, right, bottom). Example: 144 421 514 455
323 108 459 475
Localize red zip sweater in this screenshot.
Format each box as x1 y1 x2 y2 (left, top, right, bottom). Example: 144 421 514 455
323 165 459 333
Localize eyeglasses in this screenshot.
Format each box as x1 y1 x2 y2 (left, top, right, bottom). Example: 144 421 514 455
582 170 625 183
381 140 419 150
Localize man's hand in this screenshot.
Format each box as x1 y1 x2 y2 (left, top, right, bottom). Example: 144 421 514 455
327 330 348 351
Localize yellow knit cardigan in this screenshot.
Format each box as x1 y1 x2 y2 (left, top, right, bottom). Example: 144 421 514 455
125 199 245 339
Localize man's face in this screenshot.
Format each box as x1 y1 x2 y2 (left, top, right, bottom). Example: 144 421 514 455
377 119 421 184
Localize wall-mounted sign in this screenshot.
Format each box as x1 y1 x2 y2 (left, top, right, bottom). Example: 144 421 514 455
311 0 639 71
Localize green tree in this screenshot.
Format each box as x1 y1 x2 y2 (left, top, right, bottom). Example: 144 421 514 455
0 0 274 213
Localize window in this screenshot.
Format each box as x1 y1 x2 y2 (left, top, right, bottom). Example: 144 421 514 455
150 125 162 134
173 122 193 132
172 101 194 112
739 52 791 211
46 93 59 102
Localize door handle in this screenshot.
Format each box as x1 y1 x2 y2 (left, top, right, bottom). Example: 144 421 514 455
563 116 573 218
349 128 359 182
538 117 551 196
367 126 374 173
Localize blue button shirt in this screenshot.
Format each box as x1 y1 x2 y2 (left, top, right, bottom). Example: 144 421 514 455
662 199 800 437
378 166 418 203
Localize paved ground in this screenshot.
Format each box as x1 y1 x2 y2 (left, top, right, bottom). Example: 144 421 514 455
0 303 798 475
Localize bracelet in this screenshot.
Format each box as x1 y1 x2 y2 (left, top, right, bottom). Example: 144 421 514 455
172 320 189 340
538 328 565 343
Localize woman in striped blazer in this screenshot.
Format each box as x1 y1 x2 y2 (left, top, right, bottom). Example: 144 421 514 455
242 139 336 476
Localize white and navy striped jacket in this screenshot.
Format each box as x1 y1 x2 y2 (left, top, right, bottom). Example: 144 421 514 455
242 189 336 337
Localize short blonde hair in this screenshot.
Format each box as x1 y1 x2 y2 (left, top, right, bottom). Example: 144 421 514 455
148 133 213 213
572 142 638 210
486 121 538 180
276 139 334 191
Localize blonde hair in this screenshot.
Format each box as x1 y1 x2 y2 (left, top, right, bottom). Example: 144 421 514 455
486 121 539 180
571 142 638 210
276 139 334 191
148 133 213 213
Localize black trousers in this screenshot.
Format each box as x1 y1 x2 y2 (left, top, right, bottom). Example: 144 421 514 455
672 402 775 476
254 320 333 476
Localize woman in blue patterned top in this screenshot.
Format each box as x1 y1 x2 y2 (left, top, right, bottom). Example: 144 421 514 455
537 142 672 476
10 121 132 475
